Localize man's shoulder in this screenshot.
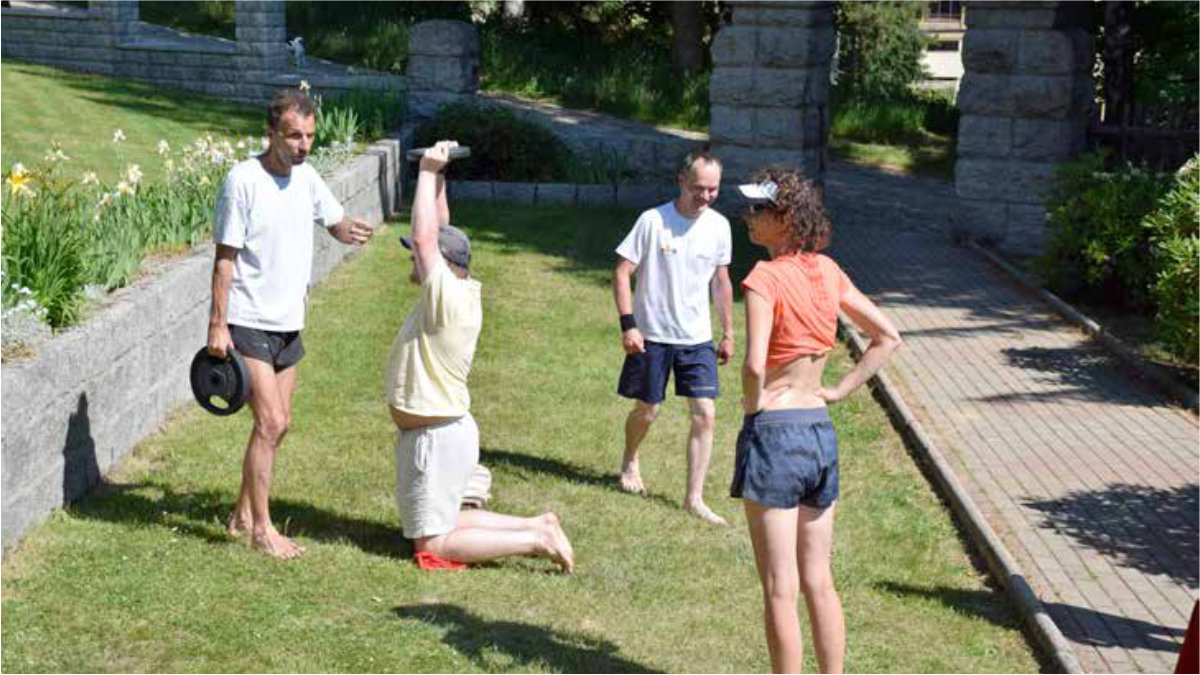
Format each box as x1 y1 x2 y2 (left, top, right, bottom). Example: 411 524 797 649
224 157 266 185
699 207 730 230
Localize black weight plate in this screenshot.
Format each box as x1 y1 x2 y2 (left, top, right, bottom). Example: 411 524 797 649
406 146 471 161
189 346 251 416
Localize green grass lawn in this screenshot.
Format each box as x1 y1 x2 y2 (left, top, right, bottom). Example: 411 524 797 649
1 61 262 183
0 203 1041 673
829 134 956 182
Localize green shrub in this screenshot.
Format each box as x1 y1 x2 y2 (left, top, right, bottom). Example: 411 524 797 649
1039 151 1170 310
1 180 87 327
834 1 929 103
412 102 573 182
1146 157 1200 363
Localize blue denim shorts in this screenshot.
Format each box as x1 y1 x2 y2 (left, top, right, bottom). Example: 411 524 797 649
730 407 840 509
617 340 719 404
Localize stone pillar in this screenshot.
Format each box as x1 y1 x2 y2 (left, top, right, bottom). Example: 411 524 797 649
709 2 835 186
405 20 479 122
235 1 288 101
953 1 1093 255
89 0 139 47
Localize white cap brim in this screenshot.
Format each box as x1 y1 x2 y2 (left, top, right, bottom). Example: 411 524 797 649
738 181 778 204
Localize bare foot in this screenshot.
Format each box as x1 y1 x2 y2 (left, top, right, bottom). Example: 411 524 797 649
251 527 307 560
617 469 647 496
227 513 252 538
684 500 729 526
538 512 575 574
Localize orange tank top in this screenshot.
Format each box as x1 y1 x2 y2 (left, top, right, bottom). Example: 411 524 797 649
741 253 852 367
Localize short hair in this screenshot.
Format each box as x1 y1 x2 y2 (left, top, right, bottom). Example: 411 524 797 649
266 89 316 130
678 147 723 181
750 165 832 253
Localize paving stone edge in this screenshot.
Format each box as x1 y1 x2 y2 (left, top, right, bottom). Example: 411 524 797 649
966 241 1199 414
838 315 1085 674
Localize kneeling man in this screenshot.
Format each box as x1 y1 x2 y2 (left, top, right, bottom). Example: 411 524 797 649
385 141 573 573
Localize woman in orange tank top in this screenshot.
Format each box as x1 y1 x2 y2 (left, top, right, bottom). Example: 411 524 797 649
733 167 902 674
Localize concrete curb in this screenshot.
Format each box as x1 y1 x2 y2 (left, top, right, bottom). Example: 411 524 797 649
838 315 1085 674
966 240 1199 414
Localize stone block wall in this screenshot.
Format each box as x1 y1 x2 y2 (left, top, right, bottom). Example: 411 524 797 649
405 20 480 122
1 137 401 552
1 1 405 105
953 1 1092 255
709 2 836 184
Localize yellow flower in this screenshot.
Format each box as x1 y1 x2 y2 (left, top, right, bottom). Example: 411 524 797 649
112 129 126 143
6 163 36 197
80 171 99 185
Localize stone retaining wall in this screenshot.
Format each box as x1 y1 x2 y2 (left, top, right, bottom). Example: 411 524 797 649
0 1 404 104
0 138 402 552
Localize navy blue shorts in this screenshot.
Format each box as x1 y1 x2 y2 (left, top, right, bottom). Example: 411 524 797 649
617 340 719 404
730 407 840 509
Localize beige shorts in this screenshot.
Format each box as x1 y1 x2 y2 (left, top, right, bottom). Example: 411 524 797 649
395 414 480 539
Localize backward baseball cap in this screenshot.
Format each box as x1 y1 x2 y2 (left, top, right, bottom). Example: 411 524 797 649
400 225 472 269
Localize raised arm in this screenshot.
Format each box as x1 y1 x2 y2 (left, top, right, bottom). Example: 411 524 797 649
410 141 454 282
819 285 902 403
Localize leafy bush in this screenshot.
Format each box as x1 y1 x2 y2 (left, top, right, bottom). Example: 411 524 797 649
834 1 929 103
1040 151 1170 310
1146 157 1199 363
311 86 405 151
412 102 574 182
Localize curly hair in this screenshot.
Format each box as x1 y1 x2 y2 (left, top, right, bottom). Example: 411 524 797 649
751 165 831 253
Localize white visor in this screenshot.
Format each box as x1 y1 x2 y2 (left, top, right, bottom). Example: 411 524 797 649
737 181 778 204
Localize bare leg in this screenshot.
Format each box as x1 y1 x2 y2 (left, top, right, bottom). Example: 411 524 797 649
683 397 727 525
229 361 305 559
797 504 843 674
619 400 659 495
745 499 802 674
417 510 574 573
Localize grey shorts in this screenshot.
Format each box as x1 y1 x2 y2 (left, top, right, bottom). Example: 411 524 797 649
730 407 840 509
395 414 480 539
229 324 304 371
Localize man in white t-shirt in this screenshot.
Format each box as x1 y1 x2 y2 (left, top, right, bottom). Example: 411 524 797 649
385 141 573 573
208 89 374 559
613 150 735 526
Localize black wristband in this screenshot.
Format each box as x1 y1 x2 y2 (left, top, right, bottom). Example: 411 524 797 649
619 313 637 332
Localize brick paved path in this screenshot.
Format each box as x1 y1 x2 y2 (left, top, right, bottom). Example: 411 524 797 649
824 162 1199 674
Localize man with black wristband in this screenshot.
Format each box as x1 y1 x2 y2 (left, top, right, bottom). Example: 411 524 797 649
612 149 735 526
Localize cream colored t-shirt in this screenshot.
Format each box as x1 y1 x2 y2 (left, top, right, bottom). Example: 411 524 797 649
385 257 482 416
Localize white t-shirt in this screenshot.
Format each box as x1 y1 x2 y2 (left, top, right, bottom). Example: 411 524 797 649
615 201 732 344
212 158 345 331
385 256 483 417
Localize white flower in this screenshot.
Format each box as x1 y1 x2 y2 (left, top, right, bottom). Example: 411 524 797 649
98 192 115 208
12 162 26 174
116 181 134 196
156 140 170 156
80 171 99 185
125 164 143 184
236 139 246 150
299 79 311 93
112 129 126 143
43 143 71 163
260 137 269 149
164 159 176 174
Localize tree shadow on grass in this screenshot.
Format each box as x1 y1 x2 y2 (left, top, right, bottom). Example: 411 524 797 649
482 446 678 511
71 480 409 559
393 603 662 673
877 580 1187 658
